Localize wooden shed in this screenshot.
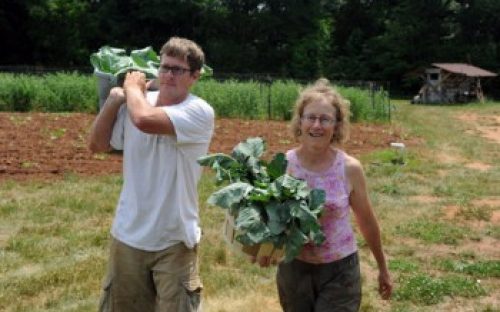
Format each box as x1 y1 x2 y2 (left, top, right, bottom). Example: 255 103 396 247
412 63 497 104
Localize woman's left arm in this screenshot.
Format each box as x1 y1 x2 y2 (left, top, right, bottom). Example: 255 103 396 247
346 156 393 300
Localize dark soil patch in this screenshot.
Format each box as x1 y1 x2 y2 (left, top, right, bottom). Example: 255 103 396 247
0 112 410 182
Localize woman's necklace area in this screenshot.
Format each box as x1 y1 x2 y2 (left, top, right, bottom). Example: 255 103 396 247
297 147 336 173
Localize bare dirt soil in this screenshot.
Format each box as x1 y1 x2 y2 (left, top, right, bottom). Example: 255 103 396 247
457 113 500 144
0 112 407 182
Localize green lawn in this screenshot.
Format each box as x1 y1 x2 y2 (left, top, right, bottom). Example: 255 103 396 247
0 101 499 311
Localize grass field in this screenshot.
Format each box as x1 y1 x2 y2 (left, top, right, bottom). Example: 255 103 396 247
0 101 499 311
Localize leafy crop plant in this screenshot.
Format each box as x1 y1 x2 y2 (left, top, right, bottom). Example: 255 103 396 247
198 137 325 262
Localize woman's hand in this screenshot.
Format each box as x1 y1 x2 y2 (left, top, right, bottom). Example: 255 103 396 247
250 255 278 267
378 269 393 300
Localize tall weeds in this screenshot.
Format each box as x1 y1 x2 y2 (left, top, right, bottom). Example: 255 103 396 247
0 73 97 112
0 73 390 121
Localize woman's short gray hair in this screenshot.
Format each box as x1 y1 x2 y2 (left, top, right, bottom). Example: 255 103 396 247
289 78 350 144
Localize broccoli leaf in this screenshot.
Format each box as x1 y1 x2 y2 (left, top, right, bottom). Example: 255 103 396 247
309 225 326 246
207 182 253 210
232 137 265 161
90 46 128 74
130 46 159 68
245 156 269 183
309 188 326 214
197 153 242 184
265 202 291 235
235 206 262 229
247 187 272 202
284 225 309 262
235 206 271 245
272 174 309 200
267 152 287 181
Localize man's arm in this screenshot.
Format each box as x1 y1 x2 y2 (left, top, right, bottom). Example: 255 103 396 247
123 71 175 135
88 87 125 153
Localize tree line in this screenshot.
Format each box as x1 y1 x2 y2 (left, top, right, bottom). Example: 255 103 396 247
1 0 499 93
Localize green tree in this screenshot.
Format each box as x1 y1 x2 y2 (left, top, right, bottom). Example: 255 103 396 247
368 0 456 89
0 1 32 64
452 0 500 69
327 0 390 80
25 0 98 66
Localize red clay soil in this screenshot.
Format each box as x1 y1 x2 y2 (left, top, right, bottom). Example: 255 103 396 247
0 112 409 182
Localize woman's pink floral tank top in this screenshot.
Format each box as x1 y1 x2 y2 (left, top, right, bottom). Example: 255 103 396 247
286 148 358 264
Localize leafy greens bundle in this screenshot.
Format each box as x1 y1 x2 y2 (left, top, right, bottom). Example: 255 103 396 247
90 46 213 81
198 137 326 262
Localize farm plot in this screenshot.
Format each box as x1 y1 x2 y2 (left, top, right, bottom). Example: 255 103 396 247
0 112 405 181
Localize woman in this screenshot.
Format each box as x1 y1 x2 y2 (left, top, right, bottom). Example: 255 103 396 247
275 78 392 311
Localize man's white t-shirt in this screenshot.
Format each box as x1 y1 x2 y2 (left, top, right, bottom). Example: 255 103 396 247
110 91 214 251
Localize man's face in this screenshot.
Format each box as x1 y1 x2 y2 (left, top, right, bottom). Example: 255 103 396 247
158 55 199 100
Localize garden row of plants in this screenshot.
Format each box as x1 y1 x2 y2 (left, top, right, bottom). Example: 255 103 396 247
0 72 390 121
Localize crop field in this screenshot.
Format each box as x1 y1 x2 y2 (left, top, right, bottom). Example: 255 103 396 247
0 113 400 181
0 101 499 311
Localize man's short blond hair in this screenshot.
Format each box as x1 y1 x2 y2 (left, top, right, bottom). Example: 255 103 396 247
160 37 205 71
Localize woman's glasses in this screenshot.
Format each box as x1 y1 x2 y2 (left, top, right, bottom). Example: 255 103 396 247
301 114 335 126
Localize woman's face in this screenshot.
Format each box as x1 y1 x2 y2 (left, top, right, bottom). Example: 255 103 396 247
299 98 336 149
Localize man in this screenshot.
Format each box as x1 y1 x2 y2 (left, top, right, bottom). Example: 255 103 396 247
89 37 214 312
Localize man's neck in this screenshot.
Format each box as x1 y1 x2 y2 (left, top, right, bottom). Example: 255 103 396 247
156 91 189 107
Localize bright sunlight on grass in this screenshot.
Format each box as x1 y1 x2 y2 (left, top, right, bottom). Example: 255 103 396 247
0 101 499 311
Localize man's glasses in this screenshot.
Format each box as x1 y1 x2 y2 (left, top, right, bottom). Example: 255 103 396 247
159 65 192 76
301 114 335 127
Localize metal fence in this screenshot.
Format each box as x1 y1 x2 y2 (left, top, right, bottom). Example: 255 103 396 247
210 73 392 120
0 66 391 120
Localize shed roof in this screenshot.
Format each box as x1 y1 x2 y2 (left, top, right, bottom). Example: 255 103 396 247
432 63 497 77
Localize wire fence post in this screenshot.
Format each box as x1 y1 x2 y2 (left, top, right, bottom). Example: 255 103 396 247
370 81 375 110
265 75 272 120
387 81 391 121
